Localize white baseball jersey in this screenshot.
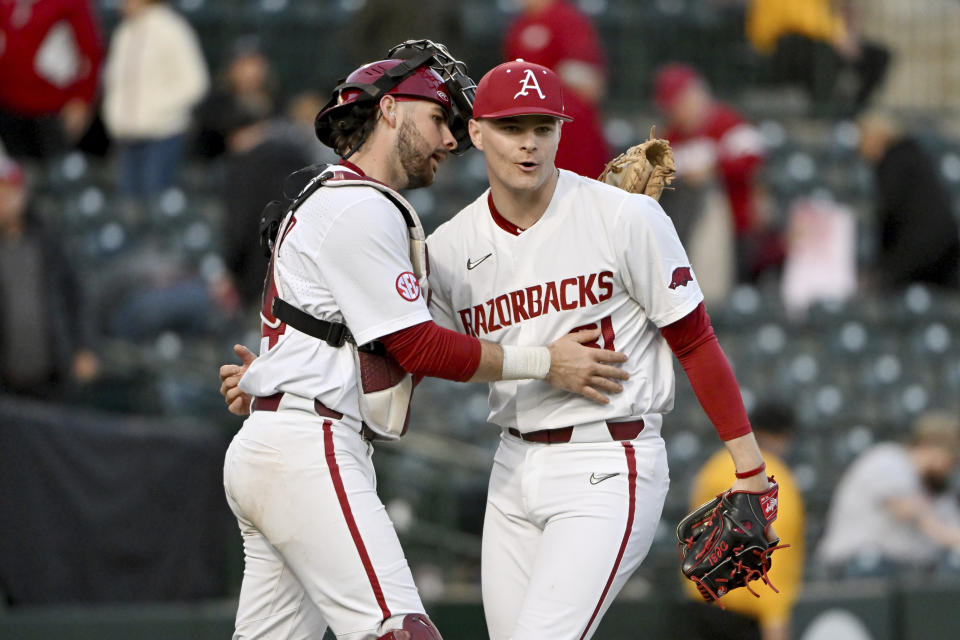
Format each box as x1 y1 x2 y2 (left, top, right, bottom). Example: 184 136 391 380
427 169 704 432
428 169 702 640
239 166 432 422
226 167 433 638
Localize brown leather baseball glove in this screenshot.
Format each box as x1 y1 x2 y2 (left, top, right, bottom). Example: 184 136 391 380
598 126 676 200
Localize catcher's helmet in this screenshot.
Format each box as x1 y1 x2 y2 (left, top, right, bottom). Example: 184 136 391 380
315 39 476 155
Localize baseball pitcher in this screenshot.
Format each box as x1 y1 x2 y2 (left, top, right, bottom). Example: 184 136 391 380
425 60 782 640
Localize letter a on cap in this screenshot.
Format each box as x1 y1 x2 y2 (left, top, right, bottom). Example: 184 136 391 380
514 69 546 100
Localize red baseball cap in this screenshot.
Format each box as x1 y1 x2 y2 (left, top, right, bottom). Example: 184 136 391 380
654 63 703 112
0 156 24 186
472 59 573 121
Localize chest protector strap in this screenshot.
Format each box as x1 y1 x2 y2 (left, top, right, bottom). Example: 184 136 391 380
262 166 426 439
263 167 428 351
322 175 429 298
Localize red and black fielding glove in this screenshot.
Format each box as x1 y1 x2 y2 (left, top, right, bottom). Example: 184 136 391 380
676 478 788 603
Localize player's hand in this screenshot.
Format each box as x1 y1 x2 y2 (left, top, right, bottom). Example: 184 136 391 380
546 329 629 404
219 344 257 416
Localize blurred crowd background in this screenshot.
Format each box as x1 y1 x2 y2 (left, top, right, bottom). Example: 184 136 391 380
2 0 960 638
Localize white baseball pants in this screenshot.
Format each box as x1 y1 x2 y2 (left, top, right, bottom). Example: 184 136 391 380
481 430 669 640
223 402 424 639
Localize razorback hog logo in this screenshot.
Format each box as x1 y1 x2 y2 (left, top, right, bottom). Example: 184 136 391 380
668 266 694 290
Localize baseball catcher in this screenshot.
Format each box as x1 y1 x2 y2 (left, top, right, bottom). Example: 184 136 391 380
677 476 788 604
598 126 676 200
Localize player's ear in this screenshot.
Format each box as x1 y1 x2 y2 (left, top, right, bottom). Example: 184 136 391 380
468 119 483 150
380 96 399 128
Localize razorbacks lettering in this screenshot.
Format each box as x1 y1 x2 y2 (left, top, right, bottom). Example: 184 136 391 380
458 270 614 337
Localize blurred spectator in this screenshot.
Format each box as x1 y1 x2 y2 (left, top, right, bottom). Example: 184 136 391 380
0 0 104 159
655 64 782 300
816 411 960 577
780 195 857 320
504 0 610 178
101 244 219 341
102 0 209 203
682 401 805 640
0 156 98 398
219 100 312 309
195 35 278 160
746 0 890 116
284 90 337 165
857 111 960 291
856 1 960 111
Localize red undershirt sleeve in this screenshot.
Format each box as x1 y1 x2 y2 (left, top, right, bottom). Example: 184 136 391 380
379 320 482 383
659 302 752 441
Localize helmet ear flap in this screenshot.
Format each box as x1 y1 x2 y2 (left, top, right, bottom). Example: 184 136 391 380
313 83 346 145
313 100 333 144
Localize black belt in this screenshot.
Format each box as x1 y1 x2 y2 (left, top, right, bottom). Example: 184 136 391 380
508 419 645 444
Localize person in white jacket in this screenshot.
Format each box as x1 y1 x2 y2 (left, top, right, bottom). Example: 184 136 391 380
103 0 209 202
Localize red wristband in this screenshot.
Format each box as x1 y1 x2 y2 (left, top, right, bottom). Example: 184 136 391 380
735 463 766 479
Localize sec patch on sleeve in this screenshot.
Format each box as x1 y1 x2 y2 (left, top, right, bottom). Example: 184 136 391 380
396 272 421 301
668 266 694 289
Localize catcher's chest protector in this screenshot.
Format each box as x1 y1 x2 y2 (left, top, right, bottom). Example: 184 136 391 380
270 170 428 440
322 176 429 299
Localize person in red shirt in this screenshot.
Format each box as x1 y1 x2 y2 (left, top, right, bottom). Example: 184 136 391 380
656 63 783 282
0 0 104 158
504 0 610 178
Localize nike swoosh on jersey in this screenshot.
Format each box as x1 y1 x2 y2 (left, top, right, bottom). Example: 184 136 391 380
589 472 620 485
467 253 493 270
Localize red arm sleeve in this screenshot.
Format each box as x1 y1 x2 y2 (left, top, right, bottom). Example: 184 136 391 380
379 320 482 383
660 303 752 441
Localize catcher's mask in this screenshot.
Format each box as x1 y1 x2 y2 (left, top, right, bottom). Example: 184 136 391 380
315 39 476 156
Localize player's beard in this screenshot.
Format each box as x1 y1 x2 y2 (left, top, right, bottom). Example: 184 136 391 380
396 119 438 190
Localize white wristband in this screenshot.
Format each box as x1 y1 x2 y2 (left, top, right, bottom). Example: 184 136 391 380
501 345 551 380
